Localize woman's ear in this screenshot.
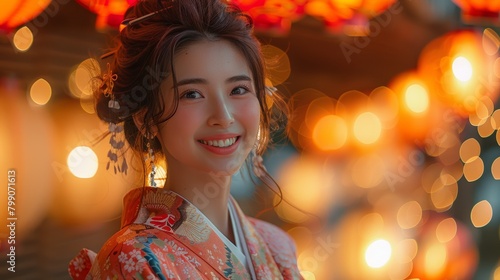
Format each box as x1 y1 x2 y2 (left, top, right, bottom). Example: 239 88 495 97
132 109 158 137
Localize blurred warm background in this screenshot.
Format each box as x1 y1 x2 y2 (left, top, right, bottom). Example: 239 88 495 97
1 0 500 279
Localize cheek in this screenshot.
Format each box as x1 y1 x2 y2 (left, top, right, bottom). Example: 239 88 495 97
238 98 261 135
160 108 200 145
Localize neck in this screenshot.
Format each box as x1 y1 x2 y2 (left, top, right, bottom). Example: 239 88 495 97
165 166 233 241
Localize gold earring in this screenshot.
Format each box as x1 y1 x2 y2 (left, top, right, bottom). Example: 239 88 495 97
145 134 157 187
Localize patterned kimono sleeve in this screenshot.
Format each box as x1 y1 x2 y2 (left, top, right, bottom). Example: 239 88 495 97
92 234 182 280
69 248 96 280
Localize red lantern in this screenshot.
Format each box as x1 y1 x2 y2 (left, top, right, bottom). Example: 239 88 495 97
230 0 306 34
230 0 396 34
453 0 500 24
306 0 397 33
76 0 137 31
0 0 51 32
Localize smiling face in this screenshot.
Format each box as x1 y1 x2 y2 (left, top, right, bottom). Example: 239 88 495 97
157 39 260 179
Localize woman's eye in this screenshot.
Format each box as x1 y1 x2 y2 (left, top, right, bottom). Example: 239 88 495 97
181 91 203 99
231 86 249 95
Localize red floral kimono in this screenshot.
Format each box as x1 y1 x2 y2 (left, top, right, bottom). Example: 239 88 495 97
69 187 303 279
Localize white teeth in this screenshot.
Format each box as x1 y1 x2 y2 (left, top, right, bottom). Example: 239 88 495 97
200 137 237 148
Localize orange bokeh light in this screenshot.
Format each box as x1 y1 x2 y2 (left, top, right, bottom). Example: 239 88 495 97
312 115 348 151
471 200 493 228
418 30 499 115
389 71 439 142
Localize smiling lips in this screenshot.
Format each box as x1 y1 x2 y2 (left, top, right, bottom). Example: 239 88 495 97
197 136 240 155
199 137 237 147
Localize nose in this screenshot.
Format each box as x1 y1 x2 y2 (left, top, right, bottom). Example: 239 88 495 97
207 95 235 127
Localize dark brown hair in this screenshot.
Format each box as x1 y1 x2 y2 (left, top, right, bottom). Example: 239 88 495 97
95 0 288 184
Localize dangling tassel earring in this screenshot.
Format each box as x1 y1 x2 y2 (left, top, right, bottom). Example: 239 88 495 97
252 149 267 178
102 63 128 175
146 135 157 187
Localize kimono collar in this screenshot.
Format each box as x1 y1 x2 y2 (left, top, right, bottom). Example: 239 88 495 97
120 187 185 228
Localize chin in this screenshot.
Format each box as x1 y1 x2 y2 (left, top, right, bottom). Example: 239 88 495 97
204 158 247 177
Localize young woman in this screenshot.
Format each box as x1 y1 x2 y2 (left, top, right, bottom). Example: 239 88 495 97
69 0 302 279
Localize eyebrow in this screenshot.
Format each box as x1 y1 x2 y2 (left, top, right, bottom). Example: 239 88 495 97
175 75 252 88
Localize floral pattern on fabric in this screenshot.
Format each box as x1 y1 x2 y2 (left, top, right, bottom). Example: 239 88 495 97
68 248 96 280
146 213 176 232
69 187 303 279
249 217 301 277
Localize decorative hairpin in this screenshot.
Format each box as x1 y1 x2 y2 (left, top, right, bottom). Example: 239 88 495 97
101 4 174 59
101 63 128 175
121 6 172 28
102 63 119 109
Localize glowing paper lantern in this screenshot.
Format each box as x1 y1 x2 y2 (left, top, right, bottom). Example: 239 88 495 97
76 0 137 30
304 0 397 33
230 0 396 34
79 0 397 33
452 0 500 24
229 0 306 33
0 0 51 32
